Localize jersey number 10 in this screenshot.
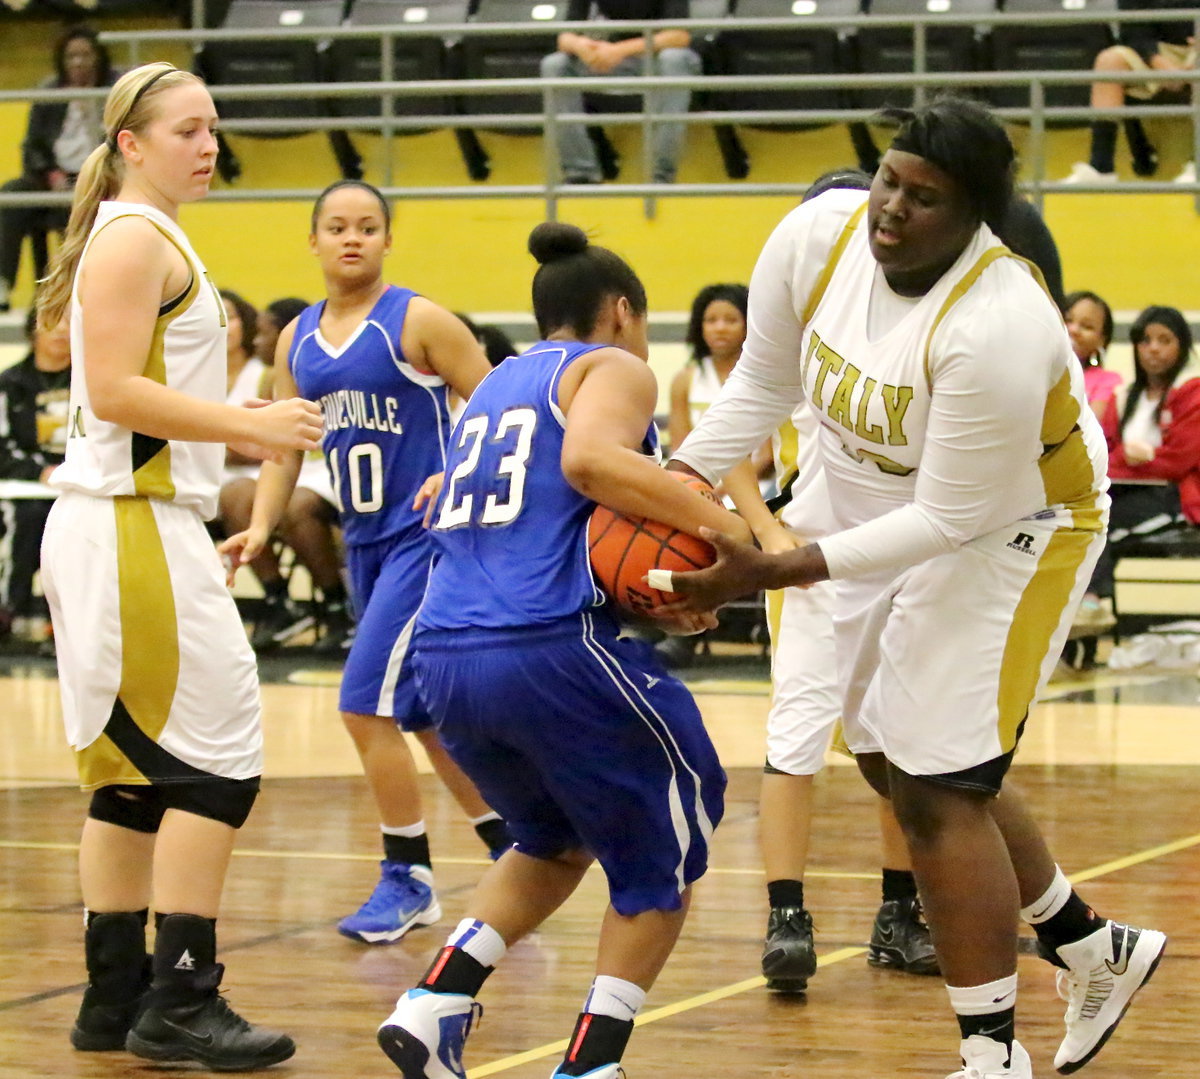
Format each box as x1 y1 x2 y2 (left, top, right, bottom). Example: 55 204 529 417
328 442 383 514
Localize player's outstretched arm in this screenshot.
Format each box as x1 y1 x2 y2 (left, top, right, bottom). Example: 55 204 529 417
657 529 829 612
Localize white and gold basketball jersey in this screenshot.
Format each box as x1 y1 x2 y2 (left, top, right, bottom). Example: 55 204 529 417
801 199 1108 542
55 201 226 519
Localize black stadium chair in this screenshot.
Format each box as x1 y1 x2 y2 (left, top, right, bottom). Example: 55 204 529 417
326 0 490 178
707 0 862 177
198 0 346 131
459 0 569 130
855 0 996 111
196 0 356 177
329 0 467 121
989 0 1117 118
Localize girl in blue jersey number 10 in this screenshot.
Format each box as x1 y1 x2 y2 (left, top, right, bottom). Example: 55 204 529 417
220 180 511 943
374 222 750 1079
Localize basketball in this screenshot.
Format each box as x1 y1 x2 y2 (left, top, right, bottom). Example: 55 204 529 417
588 473 719 614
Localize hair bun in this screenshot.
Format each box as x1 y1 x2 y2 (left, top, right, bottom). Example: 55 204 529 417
528 222 588 265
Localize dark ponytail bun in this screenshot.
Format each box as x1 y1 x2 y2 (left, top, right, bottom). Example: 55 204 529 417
528 221 589 264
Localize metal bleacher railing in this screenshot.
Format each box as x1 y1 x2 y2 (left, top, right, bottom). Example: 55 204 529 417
2 7 1200 219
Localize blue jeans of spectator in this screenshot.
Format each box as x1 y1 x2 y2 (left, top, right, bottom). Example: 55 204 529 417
539 47 701 182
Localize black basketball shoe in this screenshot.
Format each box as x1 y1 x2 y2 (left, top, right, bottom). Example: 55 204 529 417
761 906 817 992
867 897 940 976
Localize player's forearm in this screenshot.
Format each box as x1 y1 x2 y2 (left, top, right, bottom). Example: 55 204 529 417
89 374 256 446
566 445 746 541
249 455 304 534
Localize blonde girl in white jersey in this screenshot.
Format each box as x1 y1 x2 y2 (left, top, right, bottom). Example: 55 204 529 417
668 98 1166 1079
37 61 321 1072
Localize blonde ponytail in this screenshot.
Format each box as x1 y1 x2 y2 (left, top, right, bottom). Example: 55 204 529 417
37 142 122 329
37 62 204 330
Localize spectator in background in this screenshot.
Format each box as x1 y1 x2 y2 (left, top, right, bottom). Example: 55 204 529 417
253 297 309 373
0 307 70 641
1078 305 1200 631
0 25 115 312
1064 290 1122 421
1064 0 1197 185
217 292 349 653
540 0 700 184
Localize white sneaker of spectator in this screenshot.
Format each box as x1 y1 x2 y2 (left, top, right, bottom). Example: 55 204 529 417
1062 162 1117 184
1174 161 1196 184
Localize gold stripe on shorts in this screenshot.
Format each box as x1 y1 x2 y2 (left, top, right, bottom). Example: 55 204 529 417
996 528 1095 751
78 498 181 788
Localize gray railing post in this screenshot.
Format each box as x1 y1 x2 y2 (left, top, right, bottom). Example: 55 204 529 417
1194 14 1200 211
913 22 927 109
642 24 657 220
543 82 560 222
382 31 395 188
1029 79 1045 213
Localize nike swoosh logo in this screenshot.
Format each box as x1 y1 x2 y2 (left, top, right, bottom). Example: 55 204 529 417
991 992 1015 1005
160 1018 215 1047
1106 925 1131 976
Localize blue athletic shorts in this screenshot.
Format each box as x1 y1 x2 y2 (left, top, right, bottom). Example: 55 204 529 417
339 530 434 730
412 609 726 915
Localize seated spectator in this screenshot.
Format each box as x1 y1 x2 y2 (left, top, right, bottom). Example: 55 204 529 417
216 292 350 653
1063 0 1197 185
1079 305 1200 630
540 0 700 184
1064 289 1123 420
0 308 70 640
0 26 115 312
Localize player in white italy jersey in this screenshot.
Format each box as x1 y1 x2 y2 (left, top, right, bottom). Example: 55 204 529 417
668 97 1165 1079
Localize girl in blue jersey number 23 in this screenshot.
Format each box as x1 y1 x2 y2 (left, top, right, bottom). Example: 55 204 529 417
375 222 749 1079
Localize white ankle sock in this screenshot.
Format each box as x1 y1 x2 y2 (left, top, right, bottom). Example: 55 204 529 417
1021 865 1072 924
583 975 645 1022
446 918 507 968
946 973 1018 1016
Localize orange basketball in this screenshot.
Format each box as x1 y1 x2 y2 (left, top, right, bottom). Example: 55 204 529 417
588 473 719 615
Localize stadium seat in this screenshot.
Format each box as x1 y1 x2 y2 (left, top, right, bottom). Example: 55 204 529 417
707 0 862 177
856 0 996 111
197 0 346 133
327 0 489 178
459 0 568 130
989 0 1117 118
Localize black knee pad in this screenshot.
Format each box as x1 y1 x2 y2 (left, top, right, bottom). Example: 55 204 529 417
88 785 167 834
160 775 261 829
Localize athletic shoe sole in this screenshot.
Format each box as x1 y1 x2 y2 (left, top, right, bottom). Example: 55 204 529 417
867 944 941 976
126 1030 296 1072
1056 934 1167 1074
338 898 444 945
378 1023 433 1079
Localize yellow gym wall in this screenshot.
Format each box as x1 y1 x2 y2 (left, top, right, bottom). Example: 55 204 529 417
3 15 1200 316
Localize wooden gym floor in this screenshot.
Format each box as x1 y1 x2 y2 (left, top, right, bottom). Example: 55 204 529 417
1 654 1198 1078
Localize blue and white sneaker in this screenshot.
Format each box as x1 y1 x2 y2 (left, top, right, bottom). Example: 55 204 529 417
549 1065 624 1079
338 862 443 944
377 988 481 1079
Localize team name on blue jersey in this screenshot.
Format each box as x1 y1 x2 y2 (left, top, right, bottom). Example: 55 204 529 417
289 285 452 547
418 340 660 631
319 389 408 435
